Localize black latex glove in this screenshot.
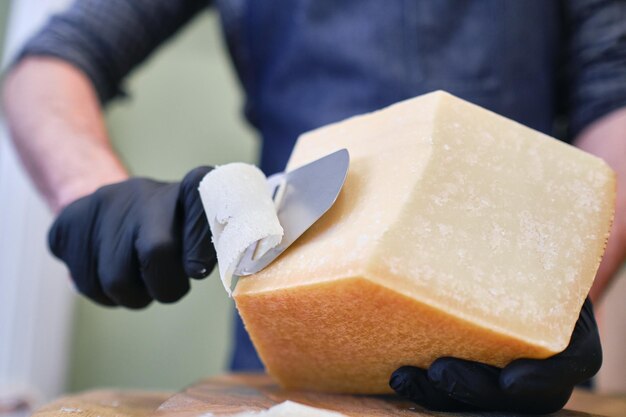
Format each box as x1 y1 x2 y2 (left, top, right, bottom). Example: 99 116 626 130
48 166 217 309
390 298 602 414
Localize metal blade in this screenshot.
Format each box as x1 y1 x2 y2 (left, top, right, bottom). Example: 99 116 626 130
234 148 350 276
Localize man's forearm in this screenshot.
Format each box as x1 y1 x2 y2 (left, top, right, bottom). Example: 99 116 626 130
2 57 128 212
574 108 626 303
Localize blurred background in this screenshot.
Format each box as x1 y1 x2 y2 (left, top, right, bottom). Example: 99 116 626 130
0 1 625 415
0 0 257 412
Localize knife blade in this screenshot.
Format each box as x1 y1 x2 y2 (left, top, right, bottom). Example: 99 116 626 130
234 148 350 276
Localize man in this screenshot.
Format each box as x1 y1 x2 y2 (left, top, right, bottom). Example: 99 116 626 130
3 0 625 413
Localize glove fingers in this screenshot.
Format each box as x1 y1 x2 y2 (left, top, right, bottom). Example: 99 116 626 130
137 230 190 303
389 366 478 412
136 185 189 303
502 298 602 395
48 196 115 307
430 357 572 414
97 234 152 309
180 166 216 279
428 358 510 410
502 356 596 397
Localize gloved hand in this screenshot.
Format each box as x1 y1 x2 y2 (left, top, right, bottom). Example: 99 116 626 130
48 166 216 309
390 298 602 414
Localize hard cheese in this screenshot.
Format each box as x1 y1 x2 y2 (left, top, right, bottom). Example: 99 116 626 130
228 401 347 417
233 91 615 394
198 163 283 296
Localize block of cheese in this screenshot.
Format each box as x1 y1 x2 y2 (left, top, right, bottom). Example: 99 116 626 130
233 91 615 394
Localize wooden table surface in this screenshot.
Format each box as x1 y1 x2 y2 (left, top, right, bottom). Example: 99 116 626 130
32 374 626 417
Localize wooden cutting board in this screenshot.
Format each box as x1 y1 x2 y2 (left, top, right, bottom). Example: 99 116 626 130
152 373 622 417
33 390 172 417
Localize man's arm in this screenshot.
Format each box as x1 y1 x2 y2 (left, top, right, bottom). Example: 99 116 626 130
565 0 626 302
574 108 626 302
1 0 216 307
2 0 209 211
4 55 217 308
3 57 128 212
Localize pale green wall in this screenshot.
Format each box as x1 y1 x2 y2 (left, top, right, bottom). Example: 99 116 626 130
0 2 10 60
68 10 258 391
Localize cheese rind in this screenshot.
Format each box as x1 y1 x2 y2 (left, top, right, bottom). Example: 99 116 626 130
234 91 615 393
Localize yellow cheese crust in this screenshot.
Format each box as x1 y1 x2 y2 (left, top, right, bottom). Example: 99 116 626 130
237 277 563 393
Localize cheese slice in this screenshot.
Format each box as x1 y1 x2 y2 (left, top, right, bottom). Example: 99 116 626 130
198 163 283 296
233 91 615 393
